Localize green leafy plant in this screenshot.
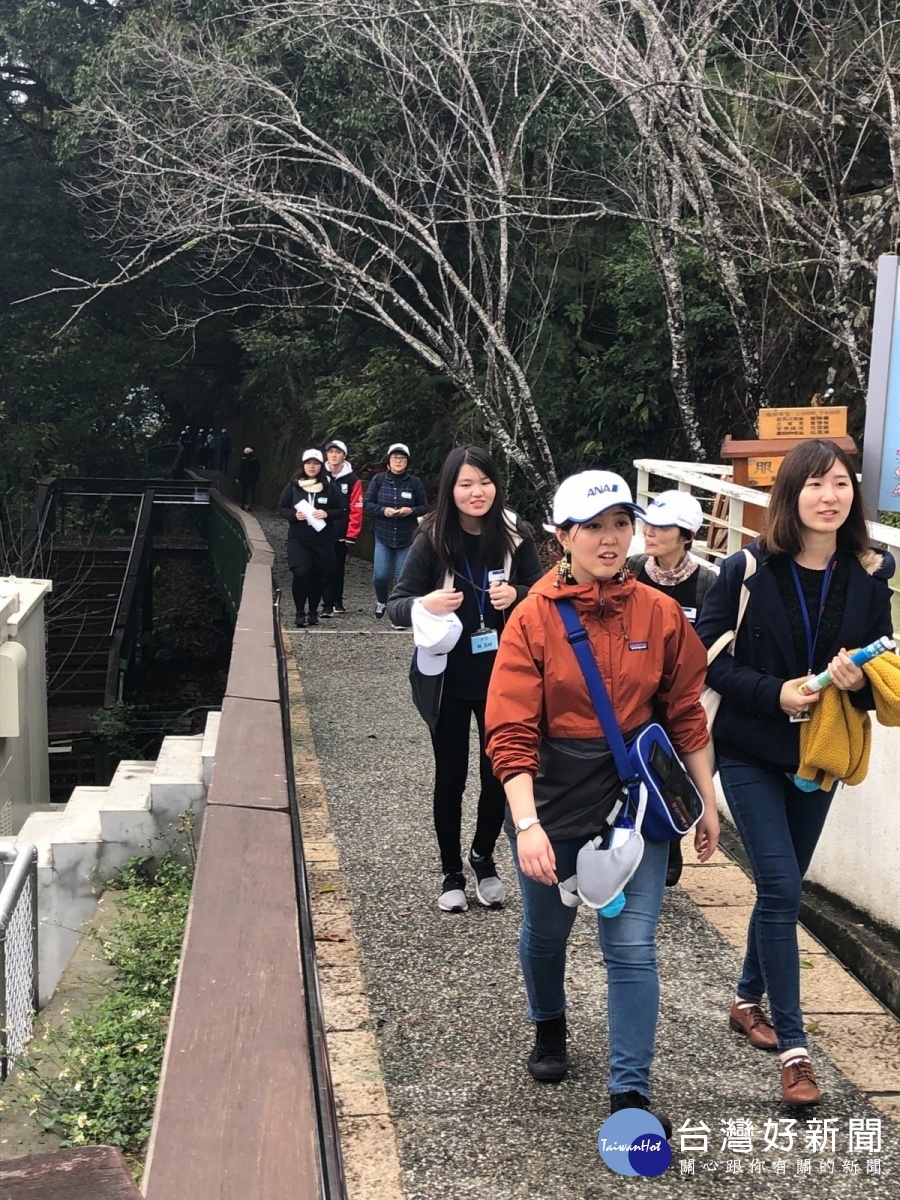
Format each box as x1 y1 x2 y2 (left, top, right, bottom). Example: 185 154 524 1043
91 702 143 761
5 852 193 1172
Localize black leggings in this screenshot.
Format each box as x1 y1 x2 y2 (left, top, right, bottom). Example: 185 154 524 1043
290 542 336 617
321 540 348 610
430 693 505 874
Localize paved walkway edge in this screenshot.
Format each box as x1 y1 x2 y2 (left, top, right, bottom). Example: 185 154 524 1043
286 647 407 1200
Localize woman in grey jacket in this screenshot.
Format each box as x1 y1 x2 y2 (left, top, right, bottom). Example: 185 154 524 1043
387 446 543 913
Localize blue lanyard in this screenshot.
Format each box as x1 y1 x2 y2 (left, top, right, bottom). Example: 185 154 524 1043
462 557 489 628
789 555 837 672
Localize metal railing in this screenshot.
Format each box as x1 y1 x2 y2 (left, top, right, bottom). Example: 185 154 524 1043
0 843 39 1081
105 488 156 705
634 458 900 624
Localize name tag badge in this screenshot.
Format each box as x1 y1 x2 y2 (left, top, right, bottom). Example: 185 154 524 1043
471 628 499 655
681 607 698 623
401 491 413 499
789 710 812 724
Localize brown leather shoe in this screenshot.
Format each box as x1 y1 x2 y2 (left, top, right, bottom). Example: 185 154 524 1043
781 1058 821 1107
729 1001 778 1051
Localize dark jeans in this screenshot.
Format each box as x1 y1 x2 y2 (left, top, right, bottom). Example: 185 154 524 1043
718 754 836 1049
290 542 337 617
321 540 348 610
430 693 505 874
240 482 257 511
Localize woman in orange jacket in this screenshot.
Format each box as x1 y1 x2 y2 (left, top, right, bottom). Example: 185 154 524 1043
485 470 719 1133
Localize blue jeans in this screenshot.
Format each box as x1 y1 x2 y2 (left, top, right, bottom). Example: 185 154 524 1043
373 541 411 604
718 755 836 1050
510 834 667 1097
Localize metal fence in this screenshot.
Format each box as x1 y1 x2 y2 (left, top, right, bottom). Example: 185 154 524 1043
0 844 39 1081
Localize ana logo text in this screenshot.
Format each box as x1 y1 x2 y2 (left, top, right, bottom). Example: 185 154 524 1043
587 484 619 497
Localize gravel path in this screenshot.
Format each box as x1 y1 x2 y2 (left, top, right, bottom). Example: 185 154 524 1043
257 508 900 1200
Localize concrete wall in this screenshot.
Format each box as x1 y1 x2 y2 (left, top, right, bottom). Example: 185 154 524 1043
716 722 900 934
805 723 900 931
0 578 52 836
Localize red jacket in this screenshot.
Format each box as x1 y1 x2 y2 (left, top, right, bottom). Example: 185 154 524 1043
485 567 709 783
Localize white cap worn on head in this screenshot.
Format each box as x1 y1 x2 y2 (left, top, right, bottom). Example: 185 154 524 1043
302 448 324 463
388 442 410 458
551 470 644 526
325 439 347 454
641 490 704 533
411 603 463 677
243 447 254 455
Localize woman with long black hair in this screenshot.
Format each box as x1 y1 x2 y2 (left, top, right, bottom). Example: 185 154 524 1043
696 439 894 1107
387 445 543 913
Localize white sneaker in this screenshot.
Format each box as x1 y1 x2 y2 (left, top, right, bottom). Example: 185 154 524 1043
438 871 468 913
374 602 387 620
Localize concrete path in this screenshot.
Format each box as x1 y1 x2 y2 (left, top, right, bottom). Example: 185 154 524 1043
257 512 900 1199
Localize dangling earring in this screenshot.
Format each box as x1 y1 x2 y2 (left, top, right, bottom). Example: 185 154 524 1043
556 548 574 587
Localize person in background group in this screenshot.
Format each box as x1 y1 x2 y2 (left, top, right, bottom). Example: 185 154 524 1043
365 443 428 623
216 429 232 476
387 446 543 912
196 429 208 469
321 439 363 617
237 447 261 511
178 425 195 470
485 470 718 1130
277 450 343 628
696 439 894 1109
205 428 216 468
628 490 718 888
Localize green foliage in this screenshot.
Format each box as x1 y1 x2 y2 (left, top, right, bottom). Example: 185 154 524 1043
311 347 457 480
6 852 193 1170
91 702 143 761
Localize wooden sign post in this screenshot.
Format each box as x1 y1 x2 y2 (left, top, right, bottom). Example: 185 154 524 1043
721 407 857 542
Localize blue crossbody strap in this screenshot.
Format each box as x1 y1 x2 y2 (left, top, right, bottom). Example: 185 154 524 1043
555 600 640 793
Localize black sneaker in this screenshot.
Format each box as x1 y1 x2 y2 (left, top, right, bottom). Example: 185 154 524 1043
333 606 346 615
307 613 320 627
320 608 334 619
528 1015 568 1082
466 848 505 908
665 840 683 888
438 871 468 912
610 1091 672 1140
374 602 387 620
294 613 306 628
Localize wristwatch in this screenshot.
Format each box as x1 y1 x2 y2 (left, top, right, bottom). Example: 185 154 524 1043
515 816 542 835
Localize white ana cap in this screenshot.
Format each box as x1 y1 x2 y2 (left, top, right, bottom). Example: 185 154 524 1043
243 447 254 455
411 604 463 676
302 448 324 463
641 490 704 533
388 442 410 458
551 470 644 526
325 439 347 454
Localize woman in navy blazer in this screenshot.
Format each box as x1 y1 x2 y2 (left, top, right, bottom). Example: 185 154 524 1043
696 439 894 1109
